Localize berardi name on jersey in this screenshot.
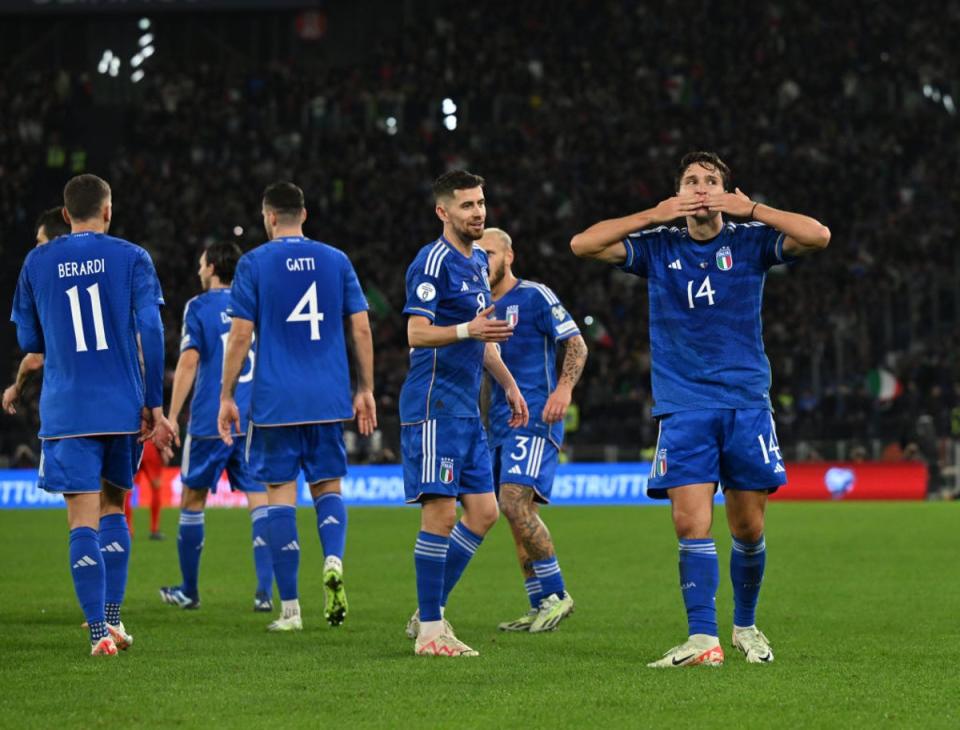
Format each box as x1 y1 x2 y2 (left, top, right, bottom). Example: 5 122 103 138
58 259 106 278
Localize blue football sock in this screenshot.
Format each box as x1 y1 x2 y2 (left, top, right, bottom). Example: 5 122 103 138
414 531 448 622
440 522 483 607
313 493 347 561
99 513 130 626
70 527 107 642
731 535 766 627
524 577 543 609
250 505 273 595
177 510 204 600
268 505 300 601
532 555 566 600
679 538 719 637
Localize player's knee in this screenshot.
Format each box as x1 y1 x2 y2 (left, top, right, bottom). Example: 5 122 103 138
729 518 764 543
181 487 207 511
673 514 712 540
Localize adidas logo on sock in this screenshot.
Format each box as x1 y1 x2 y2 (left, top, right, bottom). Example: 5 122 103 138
73 555 97 568
461 281 469 291
668 259 682 270
281 541 301 551
508 465 522 475
253 536 268 548
774 462 785 473
320 516 341 528
100 542 126 553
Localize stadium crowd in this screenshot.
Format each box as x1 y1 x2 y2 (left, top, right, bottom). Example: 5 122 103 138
2 1 959 483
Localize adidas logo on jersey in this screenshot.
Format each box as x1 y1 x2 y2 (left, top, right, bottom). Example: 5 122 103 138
73 555 97 568
461 281 469 292
668 259 682 270
100 542 126 553
281 541 301 552
320 516 341 528
508 465 522 475
774 463 786 473
253 536 268 548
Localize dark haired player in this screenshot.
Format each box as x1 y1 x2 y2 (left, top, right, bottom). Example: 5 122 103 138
10 174 174 655
571 151 830 667
219 182 376 632
3 207 70 415
160 242 274 612
400 170 529 657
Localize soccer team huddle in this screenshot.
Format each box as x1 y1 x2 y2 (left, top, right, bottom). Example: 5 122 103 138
8 151 830 663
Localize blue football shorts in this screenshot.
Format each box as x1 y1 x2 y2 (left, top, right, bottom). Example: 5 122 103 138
244 422 347 486
38 433 142 494
181 435 264 493
401 417 494 503
646 408 787 499
491 429 559 504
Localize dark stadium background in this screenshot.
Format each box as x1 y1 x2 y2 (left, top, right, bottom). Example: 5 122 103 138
1 0 957 498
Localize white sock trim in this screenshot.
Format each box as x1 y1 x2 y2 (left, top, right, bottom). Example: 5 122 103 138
281 599 301 618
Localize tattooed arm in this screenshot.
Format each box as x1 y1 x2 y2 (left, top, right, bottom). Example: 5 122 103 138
541 335 588 424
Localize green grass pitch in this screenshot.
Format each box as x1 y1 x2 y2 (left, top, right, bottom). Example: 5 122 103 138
0 502 957 728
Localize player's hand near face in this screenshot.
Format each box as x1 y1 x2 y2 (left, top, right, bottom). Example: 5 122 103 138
705 187 754 217
469 305 514 343
505 385 529 428
2 384 19 415
542 383 572 424
652 195 704 223
218 398 241 446
353 389 377 436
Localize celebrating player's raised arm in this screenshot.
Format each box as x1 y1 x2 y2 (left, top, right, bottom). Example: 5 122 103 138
346 310 377 436
218 317 253 445
483 343 529 428
704 187 830 256
407 305 514 347
570 197 703 263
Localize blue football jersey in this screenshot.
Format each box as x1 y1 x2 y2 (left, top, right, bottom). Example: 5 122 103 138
488 280 580 447
617 221 793 416
180 288 254 438
228 236 368 426
399 236 491 424
10 232 165 438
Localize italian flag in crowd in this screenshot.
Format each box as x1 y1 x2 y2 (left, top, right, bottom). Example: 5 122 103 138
867 368 902 401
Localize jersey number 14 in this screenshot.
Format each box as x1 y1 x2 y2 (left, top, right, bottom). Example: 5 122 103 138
686 275 716 309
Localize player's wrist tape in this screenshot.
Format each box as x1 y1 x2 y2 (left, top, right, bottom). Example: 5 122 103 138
750 201 759 219
456 322 470 340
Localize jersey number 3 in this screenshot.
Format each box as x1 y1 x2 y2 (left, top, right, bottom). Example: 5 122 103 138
287 282 325 340
686 275 716 309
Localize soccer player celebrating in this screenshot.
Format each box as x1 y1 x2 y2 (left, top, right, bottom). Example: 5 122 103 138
571 151 830 666
480 228 588 633
400 171 529 657
218 182 376 632
3 207 70 415
10 174 174 655
160 242 274 612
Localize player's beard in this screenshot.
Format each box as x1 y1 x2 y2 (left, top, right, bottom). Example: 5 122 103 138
488 260 506 290
455 218 485 241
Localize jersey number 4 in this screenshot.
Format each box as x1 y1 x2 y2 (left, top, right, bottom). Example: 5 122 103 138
287 282 325 340
686 275 716 309
66 283 108 352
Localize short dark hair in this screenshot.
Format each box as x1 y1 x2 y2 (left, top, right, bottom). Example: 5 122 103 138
35 206 70 239
432 170 485 202
204 241 243 284
63 174 111 221
263 182 305 221
675 151 731 191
